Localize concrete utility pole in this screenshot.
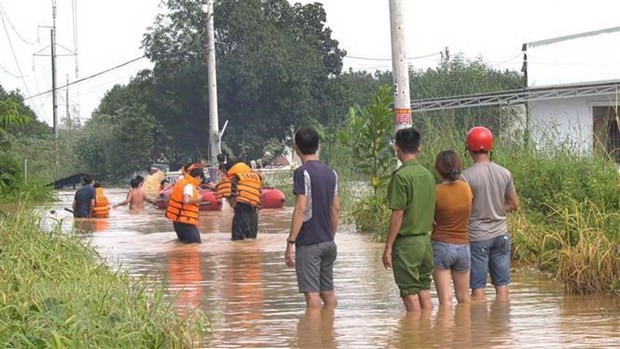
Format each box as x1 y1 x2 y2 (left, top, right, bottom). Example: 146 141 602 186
388 0 412 130
51 27 59 167
204 0 220 164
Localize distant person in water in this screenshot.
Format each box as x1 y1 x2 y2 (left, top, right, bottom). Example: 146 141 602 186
166 167 205 243
72 174 96 218
159 179 171 193
113 178 156 212
92 182 111 218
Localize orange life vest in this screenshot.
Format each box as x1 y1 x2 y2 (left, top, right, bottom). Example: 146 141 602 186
217 162 262 208
165 176 200 225
93 187 110 218
215 176 232 200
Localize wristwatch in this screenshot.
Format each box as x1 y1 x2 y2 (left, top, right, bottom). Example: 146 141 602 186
287 239 296 245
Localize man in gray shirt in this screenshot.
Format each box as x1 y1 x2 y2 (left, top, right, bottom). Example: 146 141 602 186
461 126 520 301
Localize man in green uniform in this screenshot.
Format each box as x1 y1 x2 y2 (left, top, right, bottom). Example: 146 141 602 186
382 128 436 312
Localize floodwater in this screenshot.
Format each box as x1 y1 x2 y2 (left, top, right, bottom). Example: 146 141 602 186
45 188 619 348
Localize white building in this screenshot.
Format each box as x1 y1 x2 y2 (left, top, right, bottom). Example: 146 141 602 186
528 80 620 161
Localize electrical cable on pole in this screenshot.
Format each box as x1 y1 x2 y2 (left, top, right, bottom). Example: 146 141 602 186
388 0 412 130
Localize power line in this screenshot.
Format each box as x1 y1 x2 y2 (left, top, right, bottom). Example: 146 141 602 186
25 56 147 100
0 61 19 78
0 4 34 45
345 51 442 61
0 11 42 116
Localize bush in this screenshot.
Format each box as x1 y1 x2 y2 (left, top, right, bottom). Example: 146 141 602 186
0 209 208 347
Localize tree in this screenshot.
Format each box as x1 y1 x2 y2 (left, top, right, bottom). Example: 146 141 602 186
76 79 162 181
142 0 345 160
409 54 523 134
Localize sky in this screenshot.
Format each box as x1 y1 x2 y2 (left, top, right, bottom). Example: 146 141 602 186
1 0 619 127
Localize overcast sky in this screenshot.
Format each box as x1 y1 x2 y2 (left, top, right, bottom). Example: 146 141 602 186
1 0 619 126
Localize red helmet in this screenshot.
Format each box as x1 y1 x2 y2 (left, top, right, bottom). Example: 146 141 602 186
466 126 493 152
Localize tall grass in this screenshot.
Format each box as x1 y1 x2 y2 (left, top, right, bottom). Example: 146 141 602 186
329 112 620 294
0 208 208 347
510 200 620 295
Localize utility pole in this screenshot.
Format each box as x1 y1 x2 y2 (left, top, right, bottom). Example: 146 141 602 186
204 0 220 165
389 0 411 130
51 27 59 167
65 74 70 131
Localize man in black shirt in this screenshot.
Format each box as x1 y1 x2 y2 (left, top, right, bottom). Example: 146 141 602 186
72 175 96 218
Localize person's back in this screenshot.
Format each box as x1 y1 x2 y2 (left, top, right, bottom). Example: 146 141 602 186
293 160 337 245
73 175 96 218
461 126 519 302
433 180 472 244
113 178 153 212
129 187 147 211
93 184 110 218
461 162 514 242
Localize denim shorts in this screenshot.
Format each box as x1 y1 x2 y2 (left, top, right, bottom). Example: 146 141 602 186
470 233 511 289
432 240 470 272
295 241 337 293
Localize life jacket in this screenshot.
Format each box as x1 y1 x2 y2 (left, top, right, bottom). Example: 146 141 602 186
215 176 232 200
223 162 262 208
92 187 110 218
165 176 200 225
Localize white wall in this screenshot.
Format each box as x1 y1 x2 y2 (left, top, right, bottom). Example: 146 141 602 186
529 93 619 155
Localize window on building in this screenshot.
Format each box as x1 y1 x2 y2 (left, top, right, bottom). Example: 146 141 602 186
593 106 620 163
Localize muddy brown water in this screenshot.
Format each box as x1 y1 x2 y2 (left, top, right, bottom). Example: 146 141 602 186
44 188 619 348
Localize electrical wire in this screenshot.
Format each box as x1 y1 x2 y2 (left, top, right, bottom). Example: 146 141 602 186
0 11 43 117
25 56 146 100
345 51 442 61
0 4 34 45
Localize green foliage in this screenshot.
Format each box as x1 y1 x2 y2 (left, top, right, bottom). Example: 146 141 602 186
497 142 620 215
350 195 391 239
0 96 30 151
141 0 345 160
334 85 395 238
77 102 160 182
338 84 395 193
0 209 208 347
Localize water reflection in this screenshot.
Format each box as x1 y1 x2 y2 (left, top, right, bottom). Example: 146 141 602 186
391 310 433 348
73 218 109 233
40 188 620 349
167 244 202 318
294 307 336 349
433 304 472 348
221 245 265 340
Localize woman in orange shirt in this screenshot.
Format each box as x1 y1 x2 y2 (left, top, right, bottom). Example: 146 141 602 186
432 150 473 304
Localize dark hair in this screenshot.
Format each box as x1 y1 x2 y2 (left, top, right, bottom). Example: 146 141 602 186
188 168 204 178
294 126 319 155
183 162 194 172
395 128 421 154
435 150 462 181
82 175 93 185
224 160 241 172
93 182 101 188
160 179 169 186
216 153 227 163
135 175 145 183
130 178 141 188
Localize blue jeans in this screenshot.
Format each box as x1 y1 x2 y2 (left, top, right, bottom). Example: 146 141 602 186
470 233 511 289
432 240 470 272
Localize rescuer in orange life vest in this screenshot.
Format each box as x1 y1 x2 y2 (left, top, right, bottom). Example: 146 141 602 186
165 166 206 244
215 154 263 241
92 182 110 218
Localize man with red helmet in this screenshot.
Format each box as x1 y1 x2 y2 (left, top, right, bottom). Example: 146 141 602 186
461 126 520 301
